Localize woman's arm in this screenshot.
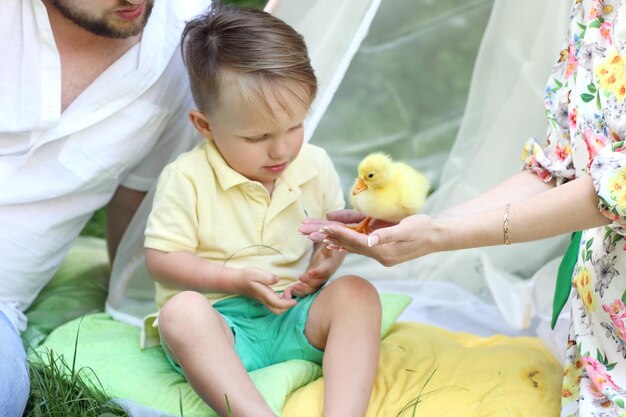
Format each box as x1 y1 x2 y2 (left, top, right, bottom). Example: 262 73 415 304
435 170 556 218
435 174 609 249
299 171 554 239
314 173 611 266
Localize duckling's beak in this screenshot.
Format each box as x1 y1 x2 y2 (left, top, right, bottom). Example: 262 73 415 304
352 177 368 195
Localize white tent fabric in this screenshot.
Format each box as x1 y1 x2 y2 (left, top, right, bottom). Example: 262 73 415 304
307 0 573 363
273 0 382 141
107 0 575 365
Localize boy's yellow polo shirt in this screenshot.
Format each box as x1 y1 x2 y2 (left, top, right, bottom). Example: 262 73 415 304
145 140 345 309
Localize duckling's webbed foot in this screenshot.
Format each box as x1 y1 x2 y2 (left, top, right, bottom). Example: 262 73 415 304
346 216 373 234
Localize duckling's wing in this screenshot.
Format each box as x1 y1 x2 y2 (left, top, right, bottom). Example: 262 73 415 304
397 165 430 215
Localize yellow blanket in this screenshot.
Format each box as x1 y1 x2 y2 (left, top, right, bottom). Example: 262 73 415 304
284 322 562 416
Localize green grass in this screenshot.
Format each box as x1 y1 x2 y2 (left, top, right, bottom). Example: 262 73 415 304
394 366 468 417
24 318 129 417
80 209 106 240
26 350 129 417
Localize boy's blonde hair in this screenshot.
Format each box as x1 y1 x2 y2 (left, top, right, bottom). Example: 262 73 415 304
181 4 317 119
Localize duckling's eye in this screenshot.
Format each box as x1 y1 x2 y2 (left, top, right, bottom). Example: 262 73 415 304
368 172 375 179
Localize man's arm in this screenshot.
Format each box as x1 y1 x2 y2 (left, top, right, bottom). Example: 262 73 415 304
106 185 146 265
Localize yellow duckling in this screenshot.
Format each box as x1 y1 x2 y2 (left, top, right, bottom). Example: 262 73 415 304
350 152 430 234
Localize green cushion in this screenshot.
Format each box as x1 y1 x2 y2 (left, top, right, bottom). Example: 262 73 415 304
33 292 411 416
23 237 110 350
25 237 411 415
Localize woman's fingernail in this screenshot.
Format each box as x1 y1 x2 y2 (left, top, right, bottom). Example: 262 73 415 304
367 235 379 247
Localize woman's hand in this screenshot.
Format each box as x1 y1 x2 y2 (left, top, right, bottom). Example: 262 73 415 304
299 209 396 243
310 214 439 267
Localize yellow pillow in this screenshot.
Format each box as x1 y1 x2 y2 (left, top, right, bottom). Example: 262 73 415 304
283 322 562 416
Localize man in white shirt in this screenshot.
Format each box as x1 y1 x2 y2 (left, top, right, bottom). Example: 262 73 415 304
0 0 209 415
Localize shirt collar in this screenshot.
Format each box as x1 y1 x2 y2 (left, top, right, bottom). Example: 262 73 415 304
203 140 318 192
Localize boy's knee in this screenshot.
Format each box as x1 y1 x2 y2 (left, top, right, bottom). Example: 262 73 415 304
335 275 377 295
332 276 382 311
159 291 210 329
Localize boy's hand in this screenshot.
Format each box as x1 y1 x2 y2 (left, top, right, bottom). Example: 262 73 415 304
284 244 344 298
235 266 296 315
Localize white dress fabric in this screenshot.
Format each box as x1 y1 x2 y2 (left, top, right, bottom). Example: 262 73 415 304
522 0 626 414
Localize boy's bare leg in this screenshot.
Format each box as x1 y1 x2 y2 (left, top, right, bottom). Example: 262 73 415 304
305 276 382 417
158 291 277 417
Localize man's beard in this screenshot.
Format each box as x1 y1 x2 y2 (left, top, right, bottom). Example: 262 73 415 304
50 0 153 39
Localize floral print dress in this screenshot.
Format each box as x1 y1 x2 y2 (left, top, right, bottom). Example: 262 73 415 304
523 1 626 415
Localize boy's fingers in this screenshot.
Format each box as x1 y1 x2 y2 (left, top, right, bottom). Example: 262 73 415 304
299 269 326 285
255 272 279 286
262 286 294 304
292 281 306 291
306 268 320 278
267 297 297 314
282 286 294 300
299 270 313 282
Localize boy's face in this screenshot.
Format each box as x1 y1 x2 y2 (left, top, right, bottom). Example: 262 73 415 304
192 81 309 194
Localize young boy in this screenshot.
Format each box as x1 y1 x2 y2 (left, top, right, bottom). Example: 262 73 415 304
143 5 382 417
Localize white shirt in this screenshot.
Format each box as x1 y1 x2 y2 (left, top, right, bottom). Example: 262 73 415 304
0 0 209 331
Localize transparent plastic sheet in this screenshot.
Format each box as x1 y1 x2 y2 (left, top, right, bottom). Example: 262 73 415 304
108 0 574 365
273 0 382 141
310 0 495 192
320 0 573 362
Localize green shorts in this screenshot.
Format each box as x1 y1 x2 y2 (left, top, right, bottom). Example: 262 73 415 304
165 292 324 373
